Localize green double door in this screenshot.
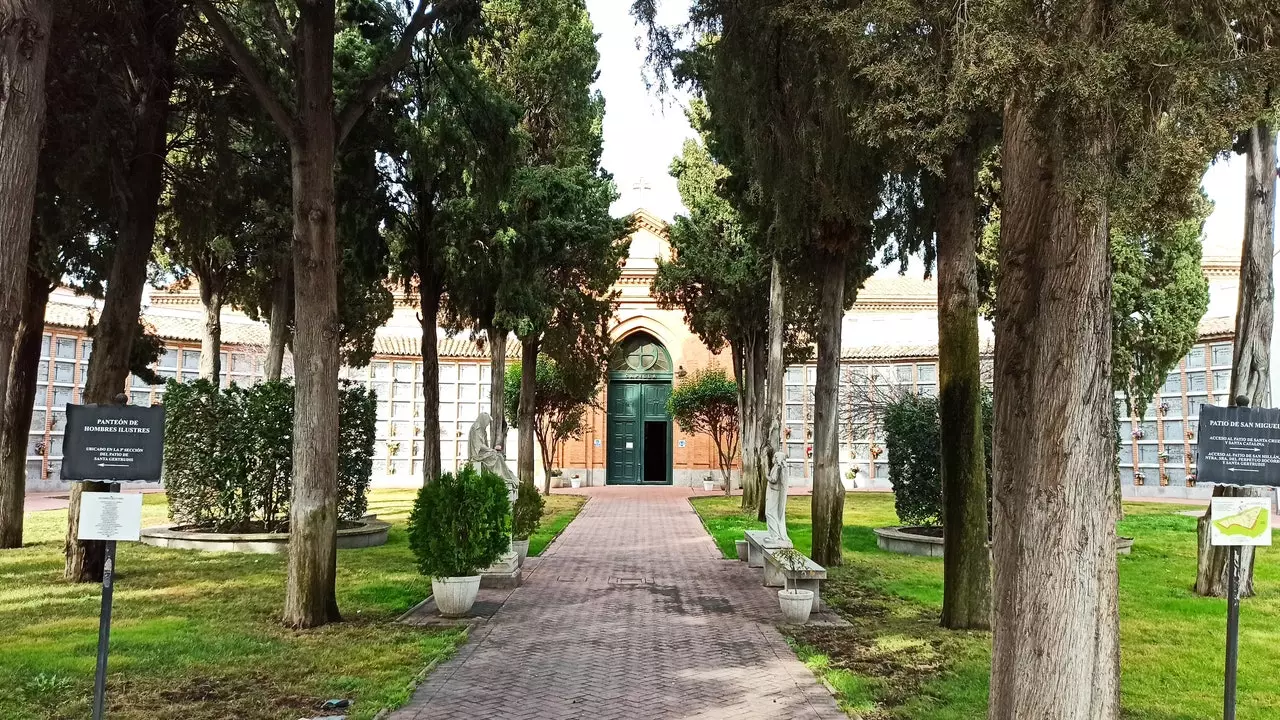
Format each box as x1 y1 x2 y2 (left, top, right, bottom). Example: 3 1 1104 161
607 381 672 485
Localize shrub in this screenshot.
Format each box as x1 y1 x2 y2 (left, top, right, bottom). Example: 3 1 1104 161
163 378 377 531
882 391 993 527
668 367 739 493
512 481 545 540
408 465 512 578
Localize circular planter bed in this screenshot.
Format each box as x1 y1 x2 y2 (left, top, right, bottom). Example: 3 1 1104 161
875 526 945 557
140 517 390 554
875 526 1135 557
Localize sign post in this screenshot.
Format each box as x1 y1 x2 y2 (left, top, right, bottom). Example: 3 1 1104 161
62 400 164 720
1197 399 1279 720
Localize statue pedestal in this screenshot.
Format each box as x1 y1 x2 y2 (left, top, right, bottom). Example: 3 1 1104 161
479 551 522 589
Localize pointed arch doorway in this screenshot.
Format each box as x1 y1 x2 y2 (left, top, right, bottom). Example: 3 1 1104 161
607 332 673 485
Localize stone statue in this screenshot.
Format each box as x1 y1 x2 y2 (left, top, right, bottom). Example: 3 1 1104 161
764 447 792 547
469 412 519 508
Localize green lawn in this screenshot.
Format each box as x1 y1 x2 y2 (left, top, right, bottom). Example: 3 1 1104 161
529 493 587 557
692 494 1280 720
0 487 586 720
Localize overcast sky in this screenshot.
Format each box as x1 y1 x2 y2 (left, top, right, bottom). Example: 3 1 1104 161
586 0 1254 264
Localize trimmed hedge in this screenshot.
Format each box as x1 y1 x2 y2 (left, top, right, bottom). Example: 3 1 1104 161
163 379 377 532
408 464 512 578
882 391 993 527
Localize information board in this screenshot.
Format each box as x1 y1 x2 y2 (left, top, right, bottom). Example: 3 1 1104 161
1196 405 1280 488
61 404 165 481
1210 497 1273 547
78 493 144 541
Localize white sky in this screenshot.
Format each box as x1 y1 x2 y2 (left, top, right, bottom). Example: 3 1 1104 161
587 0 1253 267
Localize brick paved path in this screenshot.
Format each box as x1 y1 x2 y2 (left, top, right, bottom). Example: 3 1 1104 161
391 486 846 720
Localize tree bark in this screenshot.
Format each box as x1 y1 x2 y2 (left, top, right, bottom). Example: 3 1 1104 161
67 0 182 583
737 334 767 513
0 274 49 549
264 262 293 382
519 336 540 491
811 247 846 567
281 0 341 629
0 0 50 428
418 278 442 484
1195 119 1276 598
760 259 786 522
936 138 992 631
988 99 1119 720
198 280 223 382
486 324 509 451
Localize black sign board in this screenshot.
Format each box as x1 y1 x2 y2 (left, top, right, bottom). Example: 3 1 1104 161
1196 404 1280 488
62 404 165 482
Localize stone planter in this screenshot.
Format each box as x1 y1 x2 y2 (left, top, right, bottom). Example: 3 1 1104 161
778 588 815 624
512 538 530 565
140 518 390 554
433 576 482 617
702 480 716 492
570 477 582 489
874 526 945 557
874 526 1138 558
735 539 749 561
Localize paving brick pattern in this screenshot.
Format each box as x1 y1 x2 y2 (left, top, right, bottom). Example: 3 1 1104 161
391 487 846 720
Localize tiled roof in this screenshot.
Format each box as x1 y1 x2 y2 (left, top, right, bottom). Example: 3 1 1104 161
842 340 994 361
1198 316 1234 338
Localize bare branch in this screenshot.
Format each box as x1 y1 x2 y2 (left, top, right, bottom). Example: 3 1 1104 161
259 0 294 55
196 0 298 146
335 0 459 147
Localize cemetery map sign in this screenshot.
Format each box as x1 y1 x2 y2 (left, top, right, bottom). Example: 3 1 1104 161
1197 405 1280 488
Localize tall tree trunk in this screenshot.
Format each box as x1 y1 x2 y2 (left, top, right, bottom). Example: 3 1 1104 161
520 336 540 492
1195 119 1276 598
282 0 341 629
810 247 847 567
0 275 49 549
198 280 223 382
937 139 992 630
760 259 786 522
0 0 50 425
264 262 293 382
737 334 767 513
988 101 1119 720
418 278 442 484
67 1 182 583
486 324 508 451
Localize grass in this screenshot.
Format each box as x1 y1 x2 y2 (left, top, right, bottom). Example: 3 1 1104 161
0 487 586 720
692 494 1280 720
528 493 587 557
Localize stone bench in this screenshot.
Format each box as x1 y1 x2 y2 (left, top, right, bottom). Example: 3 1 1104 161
744 530 826 611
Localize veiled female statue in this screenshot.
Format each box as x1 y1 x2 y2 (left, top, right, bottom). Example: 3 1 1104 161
468 412 519 507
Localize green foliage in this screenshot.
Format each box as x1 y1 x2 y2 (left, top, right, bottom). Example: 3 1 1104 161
1111 195 1212 417
669 366 740 489
883 392 993 528
511 481 546 540
338 381 378 520
407 465 512 577
163 379 376 531
504 352 605 477
667 367 739 438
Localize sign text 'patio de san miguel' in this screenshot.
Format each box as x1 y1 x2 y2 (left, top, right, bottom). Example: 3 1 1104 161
62 398 165 720
1196 400 1276 720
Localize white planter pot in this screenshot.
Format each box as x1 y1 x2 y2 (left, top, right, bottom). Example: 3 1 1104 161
511 539 530 565
778 588 815 625
702 480 716 492
432 575 481 618
570 477 582 488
